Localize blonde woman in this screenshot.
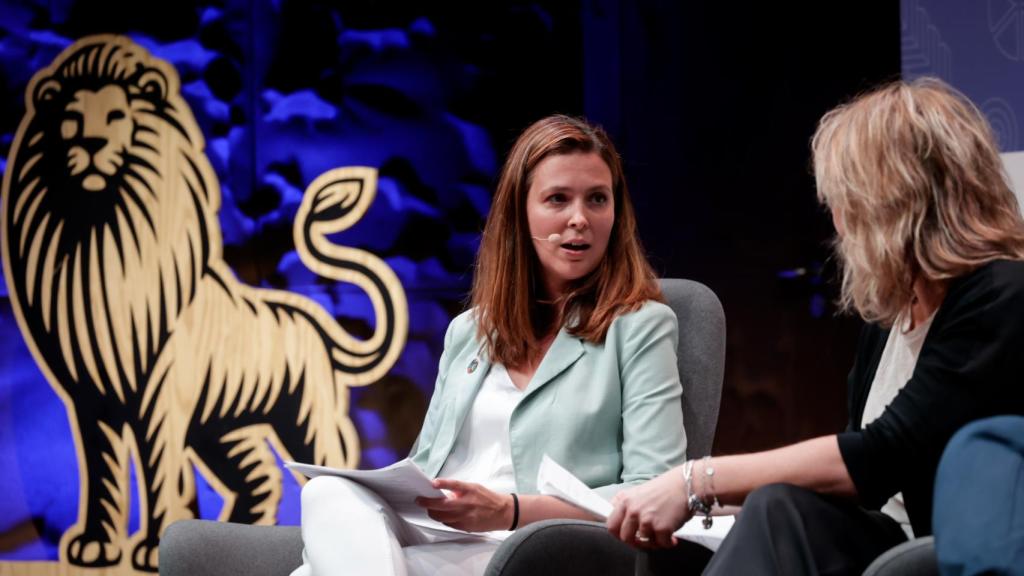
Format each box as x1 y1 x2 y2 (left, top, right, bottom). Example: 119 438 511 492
608 78 1024 575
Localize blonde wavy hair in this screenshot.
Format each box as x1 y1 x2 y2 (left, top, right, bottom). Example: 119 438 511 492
812 77 1024 326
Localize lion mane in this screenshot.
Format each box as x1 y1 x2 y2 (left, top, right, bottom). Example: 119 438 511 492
1 35 407 572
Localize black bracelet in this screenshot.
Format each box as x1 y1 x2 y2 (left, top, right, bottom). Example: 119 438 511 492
509 493 520 531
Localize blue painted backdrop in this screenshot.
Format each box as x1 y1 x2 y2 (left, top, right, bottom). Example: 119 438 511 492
7 0 996 564
0 0 581 561
901 0 1024 153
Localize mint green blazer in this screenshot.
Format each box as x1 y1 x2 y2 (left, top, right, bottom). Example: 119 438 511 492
410 300 687 499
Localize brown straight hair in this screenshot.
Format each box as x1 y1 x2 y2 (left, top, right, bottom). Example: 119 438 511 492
471 115 662 368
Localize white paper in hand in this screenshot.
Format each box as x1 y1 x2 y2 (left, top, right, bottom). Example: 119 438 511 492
287 459 517 541
285 458 444 516
673 514 734 551
536 454 734 551
537 454 613 519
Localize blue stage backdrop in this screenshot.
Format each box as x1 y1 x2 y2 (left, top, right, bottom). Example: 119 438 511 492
0 0 580 566
901 0 1024 154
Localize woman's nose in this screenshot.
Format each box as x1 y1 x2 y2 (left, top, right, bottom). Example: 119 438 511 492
567 204 589 229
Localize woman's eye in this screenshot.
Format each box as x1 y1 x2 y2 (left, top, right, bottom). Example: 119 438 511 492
590 193 609 205
547 193 567 204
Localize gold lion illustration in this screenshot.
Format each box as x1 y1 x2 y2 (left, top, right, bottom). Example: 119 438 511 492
0 35 407 572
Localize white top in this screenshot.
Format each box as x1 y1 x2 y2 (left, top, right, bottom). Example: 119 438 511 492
861 310 936 539
437 363 523 495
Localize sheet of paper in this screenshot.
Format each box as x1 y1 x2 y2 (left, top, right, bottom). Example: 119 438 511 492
672 514 734 551
536 454 734 551
537 454 614 519
286 459 513 542
286 458 445 516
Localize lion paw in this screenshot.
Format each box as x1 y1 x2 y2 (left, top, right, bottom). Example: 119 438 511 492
132 539 160 572
66 532 121 567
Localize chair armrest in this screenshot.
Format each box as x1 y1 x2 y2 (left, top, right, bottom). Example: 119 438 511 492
862 536 938 576
159 520 303 576
484 519 635 576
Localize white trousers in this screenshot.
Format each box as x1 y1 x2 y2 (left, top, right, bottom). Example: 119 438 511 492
289 476 502 576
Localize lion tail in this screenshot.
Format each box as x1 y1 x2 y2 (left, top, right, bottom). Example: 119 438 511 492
293 167 409 386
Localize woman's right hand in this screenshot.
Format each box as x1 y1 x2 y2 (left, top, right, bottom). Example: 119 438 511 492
415 478 513 533
607 466 691 549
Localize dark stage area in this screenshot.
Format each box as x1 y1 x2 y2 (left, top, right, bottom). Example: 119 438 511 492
0 0 901 562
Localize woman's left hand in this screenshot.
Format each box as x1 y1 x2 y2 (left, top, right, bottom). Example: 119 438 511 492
607 466 691 549
415 478 513 532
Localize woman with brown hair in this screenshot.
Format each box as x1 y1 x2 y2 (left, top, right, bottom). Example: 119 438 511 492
291 114 687 576
607 77 1024 574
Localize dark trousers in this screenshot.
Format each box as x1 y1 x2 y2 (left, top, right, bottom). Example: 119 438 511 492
638 481 905 569
706 484 907 575
934 415 1024 576
642 483 908 576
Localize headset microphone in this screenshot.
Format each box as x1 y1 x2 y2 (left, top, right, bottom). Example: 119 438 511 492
531 233 563 244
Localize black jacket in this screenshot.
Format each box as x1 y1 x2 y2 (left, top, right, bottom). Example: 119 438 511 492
838 259 1024 536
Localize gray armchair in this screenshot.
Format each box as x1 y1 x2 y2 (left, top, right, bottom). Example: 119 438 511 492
159 278 726 576
862 537 937 576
